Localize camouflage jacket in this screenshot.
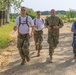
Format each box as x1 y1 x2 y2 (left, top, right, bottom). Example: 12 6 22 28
45 16 64 34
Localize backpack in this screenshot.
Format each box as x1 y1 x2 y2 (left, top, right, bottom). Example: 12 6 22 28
18 16 29 33
19 16 29 27
34 18 44 25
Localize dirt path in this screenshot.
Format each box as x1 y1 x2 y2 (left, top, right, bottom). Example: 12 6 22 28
0 23 76 75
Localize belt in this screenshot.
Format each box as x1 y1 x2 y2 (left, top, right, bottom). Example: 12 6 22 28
18 33 29 36
34 30 42 32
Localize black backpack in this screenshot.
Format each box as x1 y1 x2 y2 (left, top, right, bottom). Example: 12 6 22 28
34 18 44 25
19 16 29 27
18 16 29 34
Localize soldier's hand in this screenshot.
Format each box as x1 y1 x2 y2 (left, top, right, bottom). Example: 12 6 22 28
53 25 59 29
29 33 33 38
48 26 51 30
35 26 38 29
13 26 17 31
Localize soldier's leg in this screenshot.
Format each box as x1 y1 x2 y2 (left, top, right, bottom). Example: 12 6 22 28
53 36 59 48
17 37 26 65
38 31 43 50
73 48 76 59
37 31 43 56
34 31 38 50
73 35 76 59
22 35 30 62
17 37 25 60
49 45 54 58
48 33 55 62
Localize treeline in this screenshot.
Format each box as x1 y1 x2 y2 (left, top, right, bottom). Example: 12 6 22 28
41 10 66 15
58 9 76 23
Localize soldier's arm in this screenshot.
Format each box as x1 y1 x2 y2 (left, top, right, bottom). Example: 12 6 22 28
45 18 52 30
58 18 64 28
13 17 19 31
71 23 76 32
29 17 34 37
71 30 76 32
45 18 49 28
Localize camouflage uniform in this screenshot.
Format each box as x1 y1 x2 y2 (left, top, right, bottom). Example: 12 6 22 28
34 30 43 50
17 33 30 60
45 16 64 57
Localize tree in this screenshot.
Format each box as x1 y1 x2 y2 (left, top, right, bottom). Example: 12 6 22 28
66 9 76 19
4 0 24 23
26 8 36 19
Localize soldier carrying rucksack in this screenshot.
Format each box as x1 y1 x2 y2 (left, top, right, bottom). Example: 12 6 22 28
13 7 34 65
33 11 45 56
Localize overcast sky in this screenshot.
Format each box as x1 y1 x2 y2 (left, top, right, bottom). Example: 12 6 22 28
11 0 76 13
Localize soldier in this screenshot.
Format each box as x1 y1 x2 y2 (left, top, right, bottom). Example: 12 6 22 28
71 21 76 59
33 11 45 56
45 9 64 63
13 7 34 65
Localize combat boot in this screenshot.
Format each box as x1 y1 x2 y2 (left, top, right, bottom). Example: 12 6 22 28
35 44 38 51
26 55 30 62
74 54 76 59
49 55 53 63
37 50 40 57
21 59 26 65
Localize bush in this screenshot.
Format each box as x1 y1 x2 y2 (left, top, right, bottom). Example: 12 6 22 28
10 19 15 22
0 23 13 48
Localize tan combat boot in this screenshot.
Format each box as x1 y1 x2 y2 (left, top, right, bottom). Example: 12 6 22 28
21 59 26 65
26 55 30 62
35 45 38 51
49 55 53 63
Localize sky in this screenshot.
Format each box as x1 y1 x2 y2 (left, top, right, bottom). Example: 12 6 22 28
11 0 76 13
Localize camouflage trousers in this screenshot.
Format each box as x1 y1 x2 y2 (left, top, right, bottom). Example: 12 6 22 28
34 30 43 50
17 33 30 60
72 34 76 54
48 31 59 56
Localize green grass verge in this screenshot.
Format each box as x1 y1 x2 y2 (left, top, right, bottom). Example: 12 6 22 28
0 22 14 49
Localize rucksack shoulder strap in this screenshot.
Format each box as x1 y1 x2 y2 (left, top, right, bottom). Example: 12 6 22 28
26 16 29 27
19 16 21 27
42 18 44 24
34 18 36 25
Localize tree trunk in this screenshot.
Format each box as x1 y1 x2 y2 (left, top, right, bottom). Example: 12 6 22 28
0 10 3 26
3 10 6 25
6 7 10 23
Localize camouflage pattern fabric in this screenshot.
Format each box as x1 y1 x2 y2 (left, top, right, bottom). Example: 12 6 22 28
34 30 43 50
17 33 30 60
45 16 64 56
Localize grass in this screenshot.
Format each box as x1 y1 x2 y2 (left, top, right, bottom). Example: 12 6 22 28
0 22 14 49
